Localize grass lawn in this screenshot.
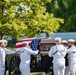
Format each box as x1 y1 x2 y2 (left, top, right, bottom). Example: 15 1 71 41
31 72 52 75
30 72 42 75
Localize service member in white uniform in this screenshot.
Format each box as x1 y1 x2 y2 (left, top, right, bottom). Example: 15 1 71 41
61 40 67 47
66 39 76 75
0 40 16 75
0 40 5 75
48 37 67 75
2 40 16 54
19 42 39 75
61 40 70 75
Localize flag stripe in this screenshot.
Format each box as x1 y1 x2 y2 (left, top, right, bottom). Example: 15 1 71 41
18 38 34 42
16 38 34 50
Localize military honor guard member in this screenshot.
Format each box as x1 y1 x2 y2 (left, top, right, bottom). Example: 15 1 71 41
48 37 67 75
65 39 76 75
61 40 67 47
0 39 16 75
19 42 39 75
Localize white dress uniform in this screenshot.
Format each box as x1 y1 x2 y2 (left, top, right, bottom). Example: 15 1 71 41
48 44 67 75
19 47 39 75
0 47 5 75
67 45 76 75
0 47 16 75
61 40 70 75
0 40 16 75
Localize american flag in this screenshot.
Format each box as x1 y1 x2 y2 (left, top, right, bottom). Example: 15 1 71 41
16 38 34 51
15 38 52 51
30 38 41 51
16 38 41 51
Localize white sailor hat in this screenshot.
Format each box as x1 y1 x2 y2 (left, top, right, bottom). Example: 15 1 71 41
55 37 61 41
2 40 8 43
68 39 75 42
61 40 67 43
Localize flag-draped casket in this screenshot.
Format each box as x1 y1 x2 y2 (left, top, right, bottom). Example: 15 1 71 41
15 38 55 72
16 38 41 51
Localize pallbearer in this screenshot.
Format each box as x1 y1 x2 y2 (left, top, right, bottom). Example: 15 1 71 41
66 39 76 75
48 37 67 75
61 40 67 47
61 40 70 75
19 42 39 75
0 40 16 75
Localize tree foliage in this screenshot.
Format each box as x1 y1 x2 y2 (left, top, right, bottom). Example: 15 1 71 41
0 0 63 39
0 0 26 39
46 0 76 32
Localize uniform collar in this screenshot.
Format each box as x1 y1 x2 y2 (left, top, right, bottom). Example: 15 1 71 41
68 45 75 49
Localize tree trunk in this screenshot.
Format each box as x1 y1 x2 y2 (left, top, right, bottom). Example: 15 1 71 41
46 32 49 37
0 31 5 39
0 34 4 39
12 37 17 44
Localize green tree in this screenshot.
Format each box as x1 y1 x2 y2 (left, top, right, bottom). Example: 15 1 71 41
46 0 76 32
0 0 63 39
0 0 26 39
